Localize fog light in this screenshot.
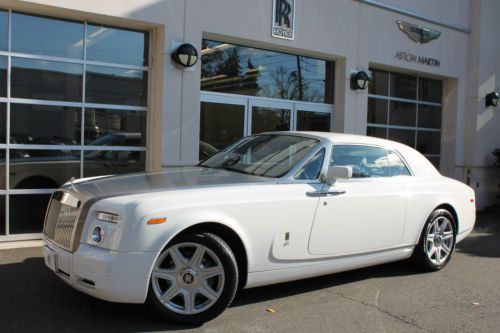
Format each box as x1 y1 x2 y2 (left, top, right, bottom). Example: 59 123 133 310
91 226 104 244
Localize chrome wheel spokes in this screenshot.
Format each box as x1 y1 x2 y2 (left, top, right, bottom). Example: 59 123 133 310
151 242 225 315
425 217 454 265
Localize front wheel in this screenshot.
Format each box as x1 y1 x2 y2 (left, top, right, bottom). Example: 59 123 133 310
147 232 238 325
413 209 456 271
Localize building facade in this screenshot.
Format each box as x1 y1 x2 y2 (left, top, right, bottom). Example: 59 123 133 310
0 0 499 241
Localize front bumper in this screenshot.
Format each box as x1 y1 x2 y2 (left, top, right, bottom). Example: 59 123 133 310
43 238 158 303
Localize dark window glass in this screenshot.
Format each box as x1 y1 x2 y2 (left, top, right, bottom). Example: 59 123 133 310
200 102 244 158
11 104 81 145
11 58 83 101
0 103 5 143
367 126 387 139
419 78 442 103
9 194 51 234
331 145 390 178
84 109 146 146
0 10 7 50
390 72 416 99
0 150 5 189
251 107 290 134
295 148 325 180
12 13 84 59
86 24 149 66
296 111 331 131
388 128 415 148
389 101 416 127
86 65 147 106
0 56 7 97
418 104 442 129
9 150 80 189
367 98 388 124
417 131 441 155
0 195 4 235
426 156 440 169
368 69 388 96
83 150 145 178
387 151 411 176
201 40 334 103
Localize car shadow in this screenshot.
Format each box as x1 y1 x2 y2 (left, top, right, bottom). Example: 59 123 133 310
0 256 422 332
455 207 500 258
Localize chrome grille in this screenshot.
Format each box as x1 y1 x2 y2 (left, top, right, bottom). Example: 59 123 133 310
43 191 81 251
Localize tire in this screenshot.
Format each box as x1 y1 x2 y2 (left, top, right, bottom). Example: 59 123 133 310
412 209 456 271
147 232 238 325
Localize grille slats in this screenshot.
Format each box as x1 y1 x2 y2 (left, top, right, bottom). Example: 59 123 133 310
44 191 80 251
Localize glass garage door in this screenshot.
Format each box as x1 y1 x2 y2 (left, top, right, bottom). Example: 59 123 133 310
0 10 149 240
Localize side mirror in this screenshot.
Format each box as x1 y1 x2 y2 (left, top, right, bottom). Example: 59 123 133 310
327 165 353 183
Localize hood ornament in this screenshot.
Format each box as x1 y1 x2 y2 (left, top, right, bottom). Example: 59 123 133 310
396 20 441 44
69 176 75 190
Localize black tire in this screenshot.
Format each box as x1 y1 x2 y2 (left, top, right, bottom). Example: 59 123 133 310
147 232 238 325
412 208 456 271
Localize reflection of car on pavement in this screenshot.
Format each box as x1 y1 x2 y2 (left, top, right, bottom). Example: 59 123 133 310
1 133 144 189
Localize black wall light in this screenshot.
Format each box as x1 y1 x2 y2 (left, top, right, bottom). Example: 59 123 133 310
350 70 371 90
485 91 499 107
171 43 198 68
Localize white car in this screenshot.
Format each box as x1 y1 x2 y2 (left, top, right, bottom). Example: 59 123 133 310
42 132 476 324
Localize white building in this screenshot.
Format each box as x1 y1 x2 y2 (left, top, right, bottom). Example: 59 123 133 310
0 0 499 241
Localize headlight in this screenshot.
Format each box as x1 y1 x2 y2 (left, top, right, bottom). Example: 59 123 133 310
91 226 104 244
96 211 120 223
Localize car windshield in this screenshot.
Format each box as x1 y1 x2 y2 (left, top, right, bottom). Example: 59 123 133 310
200 135 320 178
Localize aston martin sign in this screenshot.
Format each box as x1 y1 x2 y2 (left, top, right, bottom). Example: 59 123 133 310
396 20 441 44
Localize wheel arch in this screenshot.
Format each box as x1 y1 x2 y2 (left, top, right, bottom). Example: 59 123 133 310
434 203 459 234
169 222 249 290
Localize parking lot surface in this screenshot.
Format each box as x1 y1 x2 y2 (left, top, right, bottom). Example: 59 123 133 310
1 208 499 333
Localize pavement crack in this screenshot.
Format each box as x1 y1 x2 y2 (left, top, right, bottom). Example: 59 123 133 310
330 290 434 333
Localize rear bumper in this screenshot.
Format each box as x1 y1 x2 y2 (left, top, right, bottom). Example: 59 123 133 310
43 238 157 303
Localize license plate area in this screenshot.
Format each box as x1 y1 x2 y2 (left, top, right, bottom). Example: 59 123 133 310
44 246 58 272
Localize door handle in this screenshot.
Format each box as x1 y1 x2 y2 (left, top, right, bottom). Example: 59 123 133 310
306 190 346 197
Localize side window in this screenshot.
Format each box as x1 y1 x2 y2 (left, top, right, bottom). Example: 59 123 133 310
331 145 390 178
387 150 411 176
295 148 325 180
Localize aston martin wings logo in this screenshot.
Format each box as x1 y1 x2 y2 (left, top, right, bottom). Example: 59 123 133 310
396 20 441 44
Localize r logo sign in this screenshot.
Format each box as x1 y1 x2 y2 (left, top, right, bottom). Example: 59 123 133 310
272 0 295 40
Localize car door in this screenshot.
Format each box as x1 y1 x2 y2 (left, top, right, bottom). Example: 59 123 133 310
308 145 408 256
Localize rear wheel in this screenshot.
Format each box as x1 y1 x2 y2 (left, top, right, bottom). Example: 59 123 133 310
147 232 238 325
413 209 456 271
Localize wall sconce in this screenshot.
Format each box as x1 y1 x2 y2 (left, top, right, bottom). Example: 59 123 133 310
350 70 371 90
171 42 198 68
485 91 499 107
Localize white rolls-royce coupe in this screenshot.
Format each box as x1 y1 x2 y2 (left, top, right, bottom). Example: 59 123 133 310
42 132 476 324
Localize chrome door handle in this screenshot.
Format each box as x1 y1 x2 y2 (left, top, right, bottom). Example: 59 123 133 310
306 190 346 197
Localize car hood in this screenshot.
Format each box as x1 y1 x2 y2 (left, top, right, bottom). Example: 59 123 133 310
73 167 277 197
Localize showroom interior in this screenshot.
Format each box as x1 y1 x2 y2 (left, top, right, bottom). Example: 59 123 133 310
0 0 499 241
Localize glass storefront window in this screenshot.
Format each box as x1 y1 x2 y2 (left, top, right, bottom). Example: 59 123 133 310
11 58 83 101
86 24 149 66
0 10 150 238
83 150 145 178
252 107 290 133
201 40 334 104
296 111 330 131
11 104 81 145
12 12 84 59
0 56 7 97
86 65 147 106
9 194 51 234
84 109 146 146
0 10 7 50
368 69 442 169
9 150 80 189
200 102 245 156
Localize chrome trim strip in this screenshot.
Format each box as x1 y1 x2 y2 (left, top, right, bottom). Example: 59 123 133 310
356 0 471 34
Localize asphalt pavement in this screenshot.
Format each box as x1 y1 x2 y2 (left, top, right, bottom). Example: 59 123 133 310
1 208 499 333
